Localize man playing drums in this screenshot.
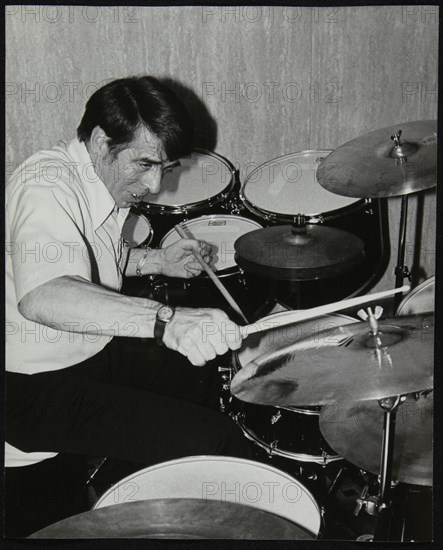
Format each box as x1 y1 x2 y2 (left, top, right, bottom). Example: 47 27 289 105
5 76 250 535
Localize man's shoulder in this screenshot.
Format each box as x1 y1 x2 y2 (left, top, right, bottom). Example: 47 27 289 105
7 140 84 199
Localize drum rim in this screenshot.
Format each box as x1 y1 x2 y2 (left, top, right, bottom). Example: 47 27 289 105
122 208 153 248
235 413 343 464
396 275 435 315
140 148 235 213
93 454 322 525
240 149 365 222
159 214 263 276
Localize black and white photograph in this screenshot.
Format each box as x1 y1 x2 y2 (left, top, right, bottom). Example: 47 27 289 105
4 2 438 542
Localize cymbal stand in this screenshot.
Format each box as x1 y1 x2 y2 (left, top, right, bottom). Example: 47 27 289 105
391 132 413 311
394 193 411 310
354 394 406 541
354 309 407 540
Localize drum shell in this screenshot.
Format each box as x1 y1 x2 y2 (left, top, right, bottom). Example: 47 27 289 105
238 150 386 308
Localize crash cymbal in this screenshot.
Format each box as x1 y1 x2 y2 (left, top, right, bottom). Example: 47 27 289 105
320 391 433 486
29 498 314 539
234 224 365 280
317 120 437 198
231 313 434 407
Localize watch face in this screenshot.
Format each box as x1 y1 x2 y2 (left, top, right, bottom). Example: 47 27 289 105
158 305 174 322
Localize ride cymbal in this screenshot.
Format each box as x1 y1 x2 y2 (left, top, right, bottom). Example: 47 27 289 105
234 224 365 281
320 392 433 486
29 498 314 539
231 313 434 407
317 120 437 198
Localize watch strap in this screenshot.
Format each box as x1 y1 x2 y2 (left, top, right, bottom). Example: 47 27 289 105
154 306 175 346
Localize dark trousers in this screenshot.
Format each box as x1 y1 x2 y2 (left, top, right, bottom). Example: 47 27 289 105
5 337 251 536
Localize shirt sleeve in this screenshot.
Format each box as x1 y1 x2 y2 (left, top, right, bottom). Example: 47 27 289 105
8 177 92 305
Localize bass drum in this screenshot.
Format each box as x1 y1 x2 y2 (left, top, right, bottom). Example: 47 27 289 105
93 455 322 538
396 276 435 315
232 311 357 465
140 149 238 247
239 150 386 308
154 215 275 323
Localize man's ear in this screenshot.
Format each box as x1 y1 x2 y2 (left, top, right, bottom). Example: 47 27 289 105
89 126 109 156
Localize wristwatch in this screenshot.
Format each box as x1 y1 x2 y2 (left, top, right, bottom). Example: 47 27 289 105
154 305 175 346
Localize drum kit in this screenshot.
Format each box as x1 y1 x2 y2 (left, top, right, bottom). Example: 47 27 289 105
36 121 436 539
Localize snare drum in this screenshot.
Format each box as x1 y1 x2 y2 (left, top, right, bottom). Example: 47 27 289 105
154 215 274 321
232 311 356 464
141 149 237 247
396 276 435 315
239 150 385 307
93 455 322 537
121 208 153 248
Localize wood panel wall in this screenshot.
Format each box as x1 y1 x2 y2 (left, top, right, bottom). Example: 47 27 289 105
6 5 438 295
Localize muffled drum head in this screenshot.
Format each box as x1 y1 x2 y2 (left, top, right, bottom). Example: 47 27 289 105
396 276 435 315
241 150 360 221
160 215 262 272
121 210 153 248
144 150 234 210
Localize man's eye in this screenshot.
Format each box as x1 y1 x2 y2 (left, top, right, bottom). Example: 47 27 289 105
139 162 153 170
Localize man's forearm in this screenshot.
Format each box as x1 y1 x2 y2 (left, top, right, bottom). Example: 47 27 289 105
125 247 163 277
18 275 162 338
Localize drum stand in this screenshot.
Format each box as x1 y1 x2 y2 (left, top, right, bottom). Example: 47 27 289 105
354 394 406 541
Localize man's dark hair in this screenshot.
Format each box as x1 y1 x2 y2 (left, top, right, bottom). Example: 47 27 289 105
77 76 194 160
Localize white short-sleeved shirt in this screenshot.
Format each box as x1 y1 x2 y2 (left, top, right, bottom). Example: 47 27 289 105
5 138 130 466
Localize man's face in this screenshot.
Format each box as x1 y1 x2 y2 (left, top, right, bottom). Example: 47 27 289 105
98 126 170 208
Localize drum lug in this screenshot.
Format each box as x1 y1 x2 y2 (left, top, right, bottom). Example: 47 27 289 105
364 199 374 215
224 196 244 215
312 215 325 224
232 411 245 424
268 440 279 457
270 410 282 425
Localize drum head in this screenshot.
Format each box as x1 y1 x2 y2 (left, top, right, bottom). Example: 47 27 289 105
160 215 262 272
396 276 435 315
93 455 321 536
144 150 233 210
122 211 152 248
238 312 356 368
242 150 359 220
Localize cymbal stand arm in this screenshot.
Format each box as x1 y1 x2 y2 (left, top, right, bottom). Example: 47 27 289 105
394 194 411 310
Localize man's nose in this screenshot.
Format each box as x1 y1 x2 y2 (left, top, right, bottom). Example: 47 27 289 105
142 171 162 195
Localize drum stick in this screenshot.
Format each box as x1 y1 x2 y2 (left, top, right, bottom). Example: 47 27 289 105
174 224 249 324
240 285 410 338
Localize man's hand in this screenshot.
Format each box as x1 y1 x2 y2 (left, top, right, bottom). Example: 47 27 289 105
159 238 217 279
163 307 242 366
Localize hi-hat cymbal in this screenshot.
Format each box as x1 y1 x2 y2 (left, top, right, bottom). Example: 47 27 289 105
231 313 434 407
317 120 437 198
234 224 365 280
320 392 433 486
29 498 314 539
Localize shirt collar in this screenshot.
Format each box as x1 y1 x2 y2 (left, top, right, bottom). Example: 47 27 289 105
66 138 117 230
